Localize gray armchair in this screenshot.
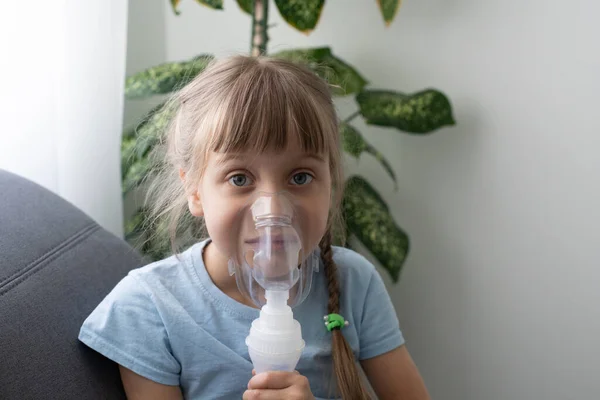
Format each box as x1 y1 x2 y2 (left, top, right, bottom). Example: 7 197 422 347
0 169 142 399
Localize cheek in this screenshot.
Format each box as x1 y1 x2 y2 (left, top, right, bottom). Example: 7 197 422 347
300 187 331 251
199 192 240 257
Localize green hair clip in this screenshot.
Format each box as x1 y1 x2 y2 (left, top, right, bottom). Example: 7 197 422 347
324 313 350 332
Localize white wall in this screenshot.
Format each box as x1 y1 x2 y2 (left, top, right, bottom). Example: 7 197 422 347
122 0 168 222
162 1 600 398
124 0 167 129
0 1 128 238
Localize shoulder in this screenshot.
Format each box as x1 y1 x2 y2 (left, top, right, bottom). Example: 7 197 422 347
79 248 191 387
86 248 191 313
330 245 379 285
326 246 404 360
327 245 386 308
79 241 206 344
125 241 204 298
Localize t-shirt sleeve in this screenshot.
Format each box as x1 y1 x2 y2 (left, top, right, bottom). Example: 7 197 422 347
358 266 405 360
78 273 181 385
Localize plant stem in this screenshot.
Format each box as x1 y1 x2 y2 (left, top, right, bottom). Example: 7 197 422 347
343 110 361 124
251 0 269 56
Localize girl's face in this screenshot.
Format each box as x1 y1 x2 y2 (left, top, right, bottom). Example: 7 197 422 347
189 135 332 266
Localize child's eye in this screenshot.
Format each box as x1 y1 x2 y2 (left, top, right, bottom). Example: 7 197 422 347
290 173 313 186
228 174 252 187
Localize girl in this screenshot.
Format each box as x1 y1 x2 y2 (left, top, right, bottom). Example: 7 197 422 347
79 55 430 399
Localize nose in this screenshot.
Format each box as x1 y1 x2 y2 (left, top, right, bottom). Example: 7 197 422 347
266 196 288 216
251 193 294 219
257 179 283 195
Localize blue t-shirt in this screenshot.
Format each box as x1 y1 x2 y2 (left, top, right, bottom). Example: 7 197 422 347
79 239 404 399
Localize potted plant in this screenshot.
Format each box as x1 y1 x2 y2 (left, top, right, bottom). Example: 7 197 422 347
121 0 455 282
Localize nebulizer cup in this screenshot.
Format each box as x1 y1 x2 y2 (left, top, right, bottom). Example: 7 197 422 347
227 192 319 374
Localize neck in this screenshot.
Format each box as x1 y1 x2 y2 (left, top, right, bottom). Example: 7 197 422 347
202 240 259 308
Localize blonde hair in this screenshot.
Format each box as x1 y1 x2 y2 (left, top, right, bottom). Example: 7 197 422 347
147 55 371 399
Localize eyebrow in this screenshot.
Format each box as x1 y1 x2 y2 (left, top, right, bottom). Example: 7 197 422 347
214 153 247 166
305 153 326 162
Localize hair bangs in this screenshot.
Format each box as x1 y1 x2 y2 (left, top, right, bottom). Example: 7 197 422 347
205 63 332 157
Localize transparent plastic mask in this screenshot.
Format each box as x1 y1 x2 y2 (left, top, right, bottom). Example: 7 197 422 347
227 192 319 308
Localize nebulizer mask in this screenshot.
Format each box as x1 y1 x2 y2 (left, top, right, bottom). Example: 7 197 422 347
227 192 320 373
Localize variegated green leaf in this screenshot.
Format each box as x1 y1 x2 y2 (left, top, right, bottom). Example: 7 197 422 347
128 204 206 261
170 0 181 15
138 212 173 261
274 0 325 32
146 234 174 261
377 0 401 25
136 102 176 159
121 103 176 195
356 89 455 134
195 0 223 10
273 47 367 96
129 207 172 261
170 0 224 14
125 54 213 99
121 101 175 181
236 0 252 14
121 135 137 179
340 122 397 188
343 175 409 282
125 207 149 241
122 157 156 195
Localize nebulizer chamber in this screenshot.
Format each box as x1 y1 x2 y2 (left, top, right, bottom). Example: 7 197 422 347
227 193 319 374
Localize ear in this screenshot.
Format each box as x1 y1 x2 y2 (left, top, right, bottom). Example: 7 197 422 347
187 191 204 217
180 168 204 217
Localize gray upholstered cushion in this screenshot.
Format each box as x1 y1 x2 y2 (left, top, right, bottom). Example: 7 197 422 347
0 169 143 399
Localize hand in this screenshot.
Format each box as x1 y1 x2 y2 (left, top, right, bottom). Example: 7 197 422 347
243 371 315 400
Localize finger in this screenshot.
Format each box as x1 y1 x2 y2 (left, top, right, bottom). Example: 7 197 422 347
243 389 286 400
248 371 300 390
244 382 311 400
252 369 256 376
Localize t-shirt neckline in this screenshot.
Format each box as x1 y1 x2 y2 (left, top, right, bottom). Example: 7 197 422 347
188 239 260 321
